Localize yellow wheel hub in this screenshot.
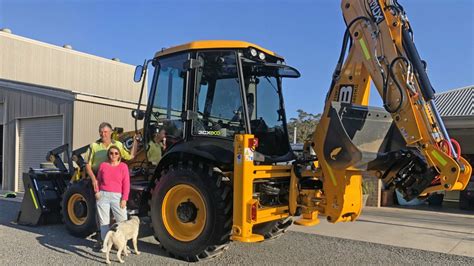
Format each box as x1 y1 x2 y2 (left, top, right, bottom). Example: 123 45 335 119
162 184 207 242
67 193 87 225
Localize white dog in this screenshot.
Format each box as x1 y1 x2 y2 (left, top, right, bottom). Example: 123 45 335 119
101 216 141 264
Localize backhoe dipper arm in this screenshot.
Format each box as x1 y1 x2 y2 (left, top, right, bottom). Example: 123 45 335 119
310 0 471 223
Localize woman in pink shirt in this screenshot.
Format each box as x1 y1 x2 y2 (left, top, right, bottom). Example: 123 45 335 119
94 145 130 249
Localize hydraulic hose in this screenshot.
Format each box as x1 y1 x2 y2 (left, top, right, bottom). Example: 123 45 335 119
431 138 462 185
382 56 409 113
327 16 374 100
401 28 435 101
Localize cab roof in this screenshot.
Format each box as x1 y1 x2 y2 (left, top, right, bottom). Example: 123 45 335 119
154 40 283 59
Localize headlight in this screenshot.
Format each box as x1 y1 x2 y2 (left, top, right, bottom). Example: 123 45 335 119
258 52 266 60
250 48 258 57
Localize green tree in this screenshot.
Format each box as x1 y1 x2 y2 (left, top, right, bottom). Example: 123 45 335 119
287 109 321 143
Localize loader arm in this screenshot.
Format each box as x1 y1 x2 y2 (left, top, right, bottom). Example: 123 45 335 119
301 0 471 223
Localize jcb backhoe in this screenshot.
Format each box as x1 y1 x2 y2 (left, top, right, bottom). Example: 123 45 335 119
31 0 471 262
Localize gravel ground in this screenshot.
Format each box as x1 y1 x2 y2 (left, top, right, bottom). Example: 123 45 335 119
1 198 473 265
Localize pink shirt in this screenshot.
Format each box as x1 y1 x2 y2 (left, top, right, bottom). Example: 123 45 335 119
95 162 130 201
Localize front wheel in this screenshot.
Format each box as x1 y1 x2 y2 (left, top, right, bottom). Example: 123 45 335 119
150 164 232 262
61 180 98 237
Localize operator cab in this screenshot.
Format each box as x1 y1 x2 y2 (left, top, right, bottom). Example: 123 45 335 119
134 41 300 167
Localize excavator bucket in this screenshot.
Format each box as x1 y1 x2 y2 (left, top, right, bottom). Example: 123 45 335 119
323 102 404 170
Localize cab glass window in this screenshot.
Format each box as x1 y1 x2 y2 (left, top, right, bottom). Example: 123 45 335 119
149 53 188 145
193 51 245 138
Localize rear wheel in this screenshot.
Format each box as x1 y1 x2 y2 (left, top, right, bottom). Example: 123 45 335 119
150 164 232 261
253 217 293 240
61 180 98 237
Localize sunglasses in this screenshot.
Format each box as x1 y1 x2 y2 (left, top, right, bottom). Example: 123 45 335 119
109 151 120 156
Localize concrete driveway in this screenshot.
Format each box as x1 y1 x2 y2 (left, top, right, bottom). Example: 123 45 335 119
1 195 473 264
291 206 474 257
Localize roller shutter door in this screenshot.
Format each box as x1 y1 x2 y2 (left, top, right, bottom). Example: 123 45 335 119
18 116 63 191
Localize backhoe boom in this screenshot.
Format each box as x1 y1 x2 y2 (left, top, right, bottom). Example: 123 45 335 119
291 0 472 224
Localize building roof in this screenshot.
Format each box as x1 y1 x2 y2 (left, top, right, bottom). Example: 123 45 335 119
154 40 282 59
435 85 474 117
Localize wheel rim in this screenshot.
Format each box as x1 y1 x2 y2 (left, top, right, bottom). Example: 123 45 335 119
162 184 206 242
67 193 87 225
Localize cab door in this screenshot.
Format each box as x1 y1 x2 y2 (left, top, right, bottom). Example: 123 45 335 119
147 53 190 146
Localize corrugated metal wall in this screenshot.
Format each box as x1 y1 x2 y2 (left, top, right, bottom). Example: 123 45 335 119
18 115 64 191
72 101 143 150
0 86 73 191
0 32 142 103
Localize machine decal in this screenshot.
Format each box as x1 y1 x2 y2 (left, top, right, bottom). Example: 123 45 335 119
358 39 371 60
368 0 385 24
431 150 448 166
244 148 254 161
330 147 343 160
197 130 221 136
29 188 39 209
322 160 337 186
338 85 354 103
236 154 242 164
399 127 409 140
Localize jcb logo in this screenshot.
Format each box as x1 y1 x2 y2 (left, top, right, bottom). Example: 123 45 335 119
338 85 353 103
369 0 385 24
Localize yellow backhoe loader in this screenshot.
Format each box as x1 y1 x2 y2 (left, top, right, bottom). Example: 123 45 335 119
21 0 471 262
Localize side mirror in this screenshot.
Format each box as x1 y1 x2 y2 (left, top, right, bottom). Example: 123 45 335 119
131 109 145 120
134 65 144 83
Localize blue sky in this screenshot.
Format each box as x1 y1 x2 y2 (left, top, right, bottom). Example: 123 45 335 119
1 0 473 119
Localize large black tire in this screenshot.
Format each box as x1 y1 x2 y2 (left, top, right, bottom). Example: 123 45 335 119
61 180 98 237
253 217 293 240
150 163 232 262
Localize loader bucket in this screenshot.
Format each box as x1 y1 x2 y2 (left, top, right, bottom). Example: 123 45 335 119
17 170 68 225
323 102 404 170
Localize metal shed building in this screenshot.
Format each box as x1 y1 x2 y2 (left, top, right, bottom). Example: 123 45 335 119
0 30 145 192
436 85 474 154
435 85 474 203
